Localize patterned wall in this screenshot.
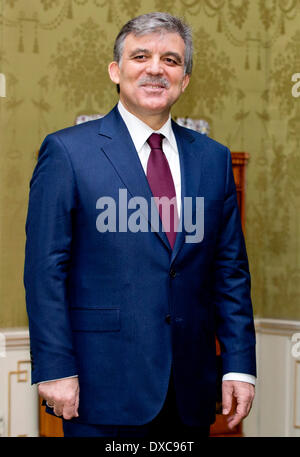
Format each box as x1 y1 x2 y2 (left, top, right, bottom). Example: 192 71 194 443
0 0 299 326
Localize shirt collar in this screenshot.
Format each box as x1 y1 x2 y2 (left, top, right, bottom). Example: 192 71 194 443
117 100 177 153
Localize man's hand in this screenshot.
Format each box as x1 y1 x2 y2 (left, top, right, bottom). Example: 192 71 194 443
222 380 255 430
38 377 79 420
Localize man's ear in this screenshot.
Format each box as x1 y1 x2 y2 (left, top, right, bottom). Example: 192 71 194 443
181 73 190 93
108 61 120 84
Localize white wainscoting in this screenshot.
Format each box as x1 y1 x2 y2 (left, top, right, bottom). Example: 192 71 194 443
243 318 300 437
0 328 39 437
1 320 300 437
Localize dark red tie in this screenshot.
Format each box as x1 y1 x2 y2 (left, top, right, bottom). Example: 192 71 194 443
146 133 179 249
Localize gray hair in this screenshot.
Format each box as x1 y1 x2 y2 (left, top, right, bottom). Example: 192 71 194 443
113 12 193 75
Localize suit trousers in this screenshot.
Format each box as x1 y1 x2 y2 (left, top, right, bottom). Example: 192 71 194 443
62 369 211 438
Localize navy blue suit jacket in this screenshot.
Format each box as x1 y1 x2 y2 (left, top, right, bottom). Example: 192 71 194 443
24 105 256 427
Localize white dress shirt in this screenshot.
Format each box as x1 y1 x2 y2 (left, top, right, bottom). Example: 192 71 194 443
117 100 182 216
39 101 255 387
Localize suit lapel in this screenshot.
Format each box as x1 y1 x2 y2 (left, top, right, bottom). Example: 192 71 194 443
98 106 204 261
98 106 170 251
170 120 204 264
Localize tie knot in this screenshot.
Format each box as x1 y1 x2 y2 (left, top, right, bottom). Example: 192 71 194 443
147 133 164 150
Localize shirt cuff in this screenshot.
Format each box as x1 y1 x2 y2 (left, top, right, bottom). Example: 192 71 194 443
38 375 78 384
222 372 256 386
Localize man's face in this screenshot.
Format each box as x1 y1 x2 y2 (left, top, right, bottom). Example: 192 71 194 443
109 32 190 122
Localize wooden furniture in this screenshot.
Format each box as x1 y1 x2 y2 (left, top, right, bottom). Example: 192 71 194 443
38 151 250 437
39 397 63 437
230 152 249 234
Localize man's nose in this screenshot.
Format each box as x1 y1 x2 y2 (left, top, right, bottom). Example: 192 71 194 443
145 58 163 75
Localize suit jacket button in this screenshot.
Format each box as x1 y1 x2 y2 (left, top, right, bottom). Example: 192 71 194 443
165 314 171 324
169 269 177 278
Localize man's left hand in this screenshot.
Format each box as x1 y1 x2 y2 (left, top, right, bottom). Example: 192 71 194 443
222 380 255 430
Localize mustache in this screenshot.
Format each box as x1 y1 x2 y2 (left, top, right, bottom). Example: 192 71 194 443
138 77 170 89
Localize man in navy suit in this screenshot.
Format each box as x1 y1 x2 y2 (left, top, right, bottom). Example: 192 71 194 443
24 12 256 437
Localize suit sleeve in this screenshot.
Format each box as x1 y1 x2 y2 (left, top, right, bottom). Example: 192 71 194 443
24 134 78 384
213 147 256 377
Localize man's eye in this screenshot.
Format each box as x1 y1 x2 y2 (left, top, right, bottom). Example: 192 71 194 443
165 58 177 65
134 55 146 60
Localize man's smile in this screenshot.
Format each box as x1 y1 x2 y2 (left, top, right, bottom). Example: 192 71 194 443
140 84 167 94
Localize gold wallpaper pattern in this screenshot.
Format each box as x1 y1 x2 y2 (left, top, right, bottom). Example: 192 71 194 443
0 0 299 326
